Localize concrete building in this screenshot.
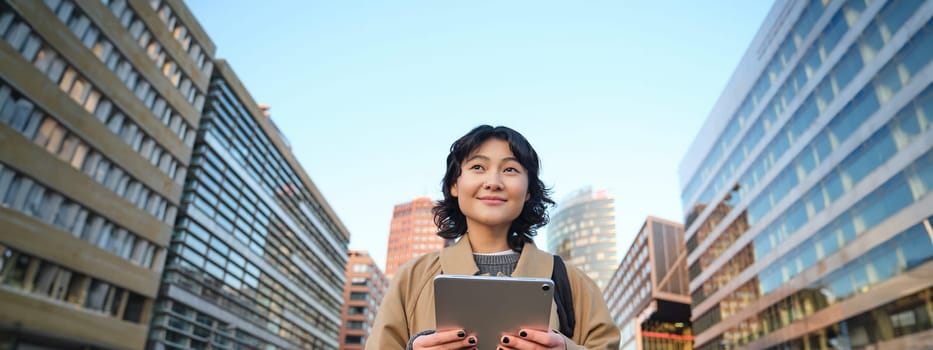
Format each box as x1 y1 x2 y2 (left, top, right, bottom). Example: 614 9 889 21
0 0 213 347
606 216 692 350
339 250 388 349
547 187 618 289
679 1 933 348
385 197 444 279
0 1 353 349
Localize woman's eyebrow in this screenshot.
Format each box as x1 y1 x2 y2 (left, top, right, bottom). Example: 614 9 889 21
465 155 520 164
465 155 489 163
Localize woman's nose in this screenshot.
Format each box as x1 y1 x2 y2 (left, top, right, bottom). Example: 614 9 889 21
483 175 503 190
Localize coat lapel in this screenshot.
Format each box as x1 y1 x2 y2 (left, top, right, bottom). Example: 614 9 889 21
439 233 555 277
513 241 554 278
439 233 480 275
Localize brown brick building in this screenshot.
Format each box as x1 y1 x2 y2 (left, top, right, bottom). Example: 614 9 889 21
385 197 444 279
339 250 388 349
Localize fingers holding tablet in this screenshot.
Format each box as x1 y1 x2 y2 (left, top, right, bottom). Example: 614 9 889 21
411 329 478 350
496 329 565 349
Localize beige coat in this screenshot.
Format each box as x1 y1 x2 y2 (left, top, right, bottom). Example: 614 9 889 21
366 234 621 349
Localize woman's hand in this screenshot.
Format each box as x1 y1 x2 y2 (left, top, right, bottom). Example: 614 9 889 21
411 329 478 349
497 329 565 349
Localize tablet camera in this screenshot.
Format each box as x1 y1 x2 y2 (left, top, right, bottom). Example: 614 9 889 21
541 284 550 291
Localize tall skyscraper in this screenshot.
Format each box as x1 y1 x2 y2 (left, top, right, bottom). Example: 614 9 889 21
0 0 212 347
605 216 691 350
339 250 388 349
679 1 933 349
147 60 350 350
547 187 618 289
385 197 444 279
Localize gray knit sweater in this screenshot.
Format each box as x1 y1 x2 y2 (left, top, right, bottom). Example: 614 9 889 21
472 252 520 276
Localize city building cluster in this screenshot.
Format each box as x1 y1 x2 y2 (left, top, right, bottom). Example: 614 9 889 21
0 0 931 349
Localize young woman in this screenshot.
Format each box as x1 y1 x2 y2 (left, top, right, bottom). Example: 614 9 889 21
367 125 620 349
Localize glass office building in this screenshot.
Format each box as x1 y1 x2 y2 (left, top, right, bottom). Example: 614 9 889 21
0 0 212 347
548 187 618 289
679 0 933 349
147 60 350 350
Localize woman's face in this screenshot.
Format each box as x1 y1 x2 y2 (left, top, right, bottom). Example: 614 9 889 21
451 138 530 234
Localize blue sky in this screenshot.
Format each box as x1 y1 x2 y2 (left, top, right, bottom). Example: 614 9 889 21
188 1 774 270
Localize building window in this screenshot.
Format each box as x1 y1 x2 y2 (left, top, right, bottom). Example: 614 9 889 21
345 335 363 344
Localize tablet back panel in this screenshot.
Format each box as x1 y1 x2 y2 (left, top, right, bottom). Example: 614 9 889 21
434 275 553 349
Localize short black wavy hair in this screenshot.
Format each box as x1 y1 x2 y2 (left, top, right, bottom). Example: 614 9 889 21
433 125 554 252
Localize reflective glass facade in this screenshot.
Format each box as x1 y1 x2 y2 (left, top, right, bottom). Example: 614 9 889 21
547 187 618 289
148 61 350 350
679 0 933 348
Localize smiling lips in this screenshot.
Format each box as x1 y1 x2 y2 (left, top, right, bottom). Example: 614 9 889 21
478 196 507 205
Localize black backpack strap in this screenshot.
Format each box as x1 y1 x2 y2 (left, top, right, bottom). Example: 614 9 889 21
551 255 575 338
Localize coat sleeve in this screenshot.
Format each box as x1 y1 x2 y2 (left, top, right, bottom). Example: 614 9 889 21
365 270 411 349
564 266 621 350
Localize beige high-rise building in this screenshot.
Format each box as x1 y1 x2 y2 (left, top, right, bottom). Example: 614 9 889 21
547 187 618 289
0 0 213 348
385 197 444 279
339 250 388 349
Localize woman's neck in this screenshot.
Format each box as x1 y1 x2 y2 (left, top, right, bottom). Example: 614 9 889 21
467 226 511 253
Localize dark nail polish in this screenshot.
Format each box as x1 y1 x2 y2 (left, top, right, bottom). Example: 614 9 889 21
519 330 527 337
502 336 510 344
457 330 465 338
468 337 476 344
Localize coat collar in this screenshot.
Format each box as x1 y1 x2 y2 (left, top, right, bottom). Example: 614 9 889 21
439 233 553 278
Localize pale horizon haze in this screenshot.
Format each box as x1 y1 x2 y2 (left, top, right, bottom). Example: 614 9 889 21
187 1 774 270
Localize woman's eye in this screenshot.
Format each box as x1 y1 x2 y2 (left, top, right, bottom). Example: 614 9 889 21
469 164 484 170
504 167 520 173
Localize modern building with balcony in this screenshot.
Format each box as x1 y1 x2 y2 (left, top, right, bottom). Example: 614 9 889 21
0 0 212 347
0 0 352 349
606 216 692 350
679 0 933 348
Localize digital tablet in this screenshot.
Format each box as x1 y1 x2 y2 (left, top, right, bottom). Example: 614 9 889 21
434 275 553 348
